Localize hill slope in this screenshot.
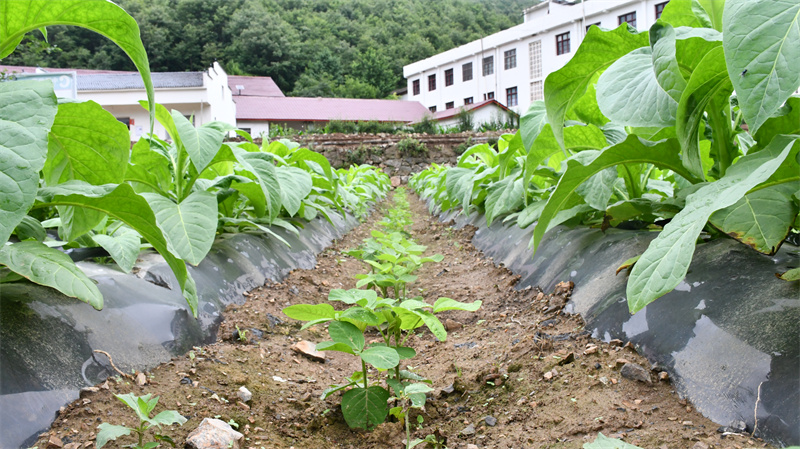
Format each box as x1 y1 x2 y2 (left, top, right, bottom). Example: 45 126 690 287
2 0 535 98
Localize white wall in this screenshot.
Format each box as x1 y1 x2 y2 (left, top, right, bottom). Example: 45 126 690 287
237 120 271 140
77 61 237 141
438 105 513 130
405 0 664 116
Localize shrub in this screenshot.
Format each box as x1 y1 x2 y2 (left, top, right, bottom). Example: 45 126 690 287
411 115 438 135
396 137 427 157
455 108 475 132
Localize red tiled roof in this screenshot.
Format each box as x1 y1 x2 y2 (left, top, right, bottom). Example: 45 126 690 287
429 99 512 122
228 75 284 98
235 96 429 123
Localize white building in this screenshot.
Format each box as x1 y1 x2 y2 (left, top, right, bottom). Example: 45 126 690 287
1 62 238 141
403 0 670 116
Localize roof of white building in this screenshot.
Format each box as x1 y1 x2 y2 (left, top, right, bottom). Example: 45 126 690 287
428 99 512 122
228 75 284 98
235 96 430 123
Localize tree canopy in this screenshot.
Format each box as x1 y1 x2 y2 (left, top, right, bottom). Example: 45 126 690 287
2 0 533 98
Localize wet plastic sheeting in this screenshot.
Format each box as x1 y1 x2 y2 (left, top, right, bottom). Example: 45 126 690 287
0 213 358 449
436 204 799 446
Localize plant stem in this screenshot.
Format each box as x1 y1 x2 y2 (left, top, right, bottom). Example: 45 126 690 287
405 409 412 449
362 359 368 389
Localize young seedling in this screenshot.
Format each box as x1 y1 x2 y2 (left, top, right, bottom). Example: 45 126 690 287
388 381 435 449
283 288 480 429
96 393 186 449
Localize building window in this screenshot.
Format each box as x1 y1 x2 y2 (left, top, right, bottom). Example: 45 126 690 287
618 11 637 27
412 79 420 96
482 56 494 76
504 49 517 70
556 32 570 55
506 87 518 107
428 74 436 91
483 92 495 101
586 22 601 31
429 105 437 112
462 62 473 81
655 1 668 19
446 101 455 109
240 127 251 135
530 80 543 102
529 40 542 79
445 68 454 86
464 97 473 105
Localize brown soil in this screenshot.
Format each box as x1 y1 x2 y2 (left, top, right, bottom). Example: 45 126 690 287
35 192 772 449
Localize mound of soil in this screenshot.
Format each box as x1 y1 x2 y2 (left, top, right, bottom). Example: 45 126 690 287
34 192 772 449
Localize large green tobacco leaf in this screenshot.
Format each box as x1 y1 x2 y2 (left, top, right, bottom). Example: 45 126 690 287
659 0 711 28
597 47 677 128
44 101 130 186
341 386 390 429
283 303 335 321
532 137 697 253
566 80 610 127
328 320 365 352
576 167 618 210
485 176 524 226
233 148 282 221
360 346 400 370
445 167 476 211
709 182 799 254
676 46 732 179
92 226 141 273
650 23 687 102
275 166 313 217
723 0 800 135
0 241 103 309
627 135 797 313
38 182 198 315
288 148 334 181
695 0 725 32
674 27 723 76
753 97 800 151
432 297 482 313
520 101 548 151
545 24 649 149
172 112 232 174
522 124 608 194
0 80 57 243
140 191 217 266
125 139 172 194
0 0 155 129
96 423 132 449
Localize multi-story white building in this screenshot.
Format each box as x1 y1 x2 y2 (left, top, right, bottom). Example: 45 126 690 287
403 0 670 116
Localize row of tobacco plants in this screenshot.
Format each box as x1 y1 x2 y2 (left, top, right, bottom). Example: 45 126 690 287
0 0 391 316
411 0 799 314
284 188 480 448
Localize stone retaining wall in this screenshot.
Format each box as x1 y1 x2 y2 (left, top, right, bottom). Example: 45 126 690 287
257 131 510 176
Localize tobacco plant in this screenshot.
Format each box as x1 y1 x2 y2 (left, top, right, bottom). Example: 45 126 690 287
283 190 480 430
0 0 390 315
96 393 186 449
412 0 800 314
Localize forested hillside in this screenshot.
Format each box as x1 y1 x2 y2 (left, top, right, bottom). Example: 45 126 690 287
3 0 534 98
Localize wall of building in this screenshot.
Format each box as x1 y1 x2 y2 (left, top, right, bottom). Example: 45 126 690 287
437 105 514 129
78 61 236 142
404 0 667 116
237 120 271 139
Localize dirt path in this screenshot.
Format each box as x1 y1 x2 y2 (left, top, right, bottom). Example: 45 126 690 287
35 191 770 449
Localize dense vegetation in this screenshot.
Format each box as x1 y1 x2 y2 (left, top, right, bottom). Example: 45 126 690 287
0 1 391 315
3 0 532 98
411 0 800 314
